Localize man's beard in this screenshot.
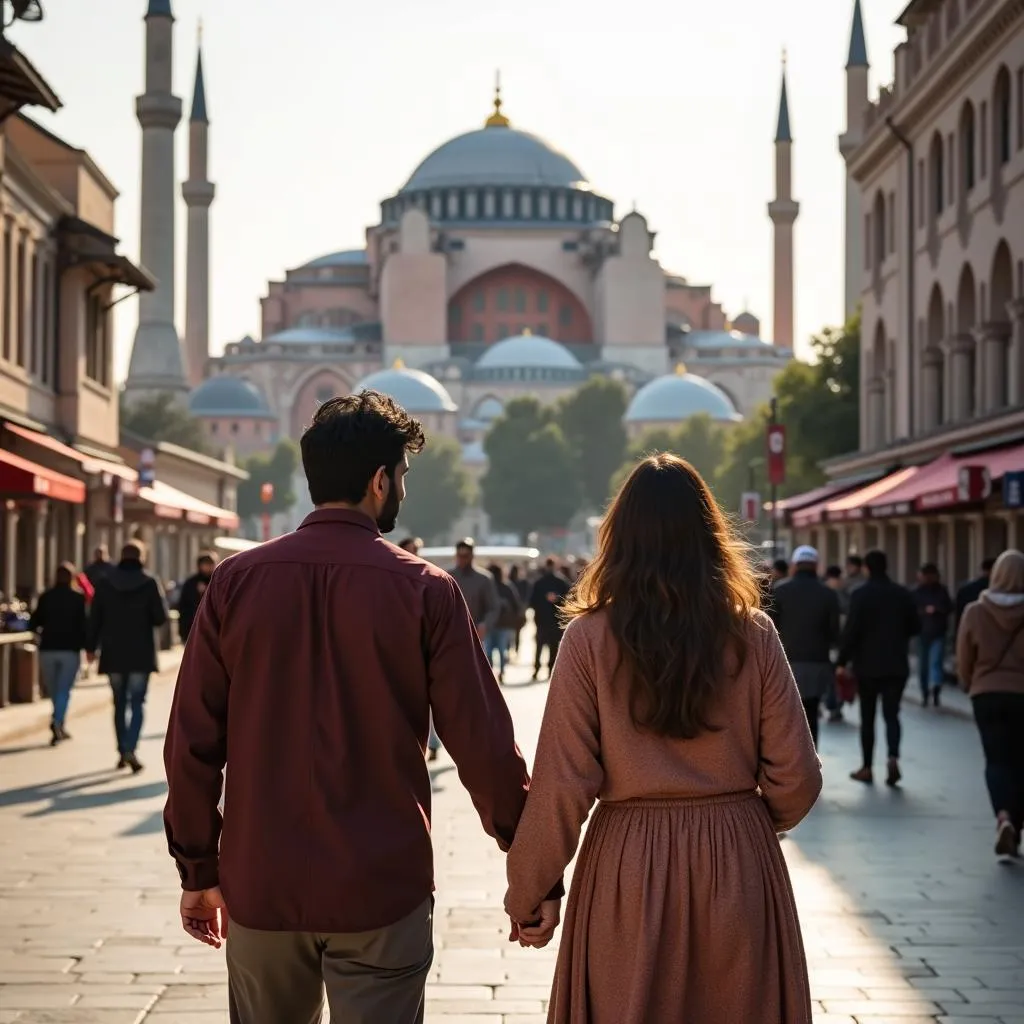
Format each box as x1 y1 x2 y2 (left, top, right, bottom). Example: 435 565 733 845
377 483 401 534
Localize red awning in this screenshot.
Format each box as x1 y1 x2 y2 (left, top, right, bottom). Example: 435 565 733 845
912 442 1024 512
3 423 138 487
0 449 86 504
791 467 919 527
774 475 882 518
865 455 956 517
137 480 239 530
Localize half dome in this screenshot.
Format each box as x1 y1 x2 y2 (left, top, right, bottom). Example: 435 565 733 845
402 126 587 192
188 376 274 418
475 333 581 371
264 326 355 345
355 364 458 413
300 249 368 269
684 329 775 352
625 368 741 424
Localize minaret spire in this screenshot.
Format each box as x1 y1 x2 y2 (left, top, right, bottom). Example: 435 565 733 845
840 0 870 317
182 26 216 388
125 0 187 400
485 70 510 128
847 0 869 69
767 50 799 349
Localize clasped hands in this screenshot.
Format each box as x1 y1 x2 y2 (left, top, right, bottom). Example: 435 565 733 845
507 898 561 949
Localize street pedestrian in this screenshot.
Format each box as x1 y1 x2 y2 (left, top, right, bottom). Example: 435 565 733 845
485 563 522 684
529 558 571 680
841 554 866 611
769 545 841 748
450 538 500 642
87 541 168 774
505 454 821 1024
83 544 112 591
398 536 423 555
956 548 1024 863
29 563 87 746
913 562 953 706
956 557 996 632
163 391 538 1024
176 551 217 645
838 549 920 787
823 565 847 722
508 565 530 658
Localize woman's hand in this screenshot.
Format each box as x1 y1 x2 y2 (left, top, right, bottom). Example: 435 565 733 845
508 899 561 949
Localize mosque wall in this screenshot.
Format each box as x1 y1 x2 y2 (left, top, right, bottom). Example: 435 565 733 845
261 282 378 336
664 285 727 332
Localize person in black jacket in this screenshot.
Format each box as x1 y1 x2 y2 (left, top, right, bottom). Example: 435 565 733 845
176 551 217 644
912 562 954 706
29 563 87 746
529 558 571 680
769 546 840 747
837 549 921 788
87 541 168 773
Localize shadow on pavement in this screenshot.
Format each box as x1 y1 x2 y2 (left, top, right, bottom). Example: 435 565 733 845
430 763 454 793
0 767 167 817
120 808 167 837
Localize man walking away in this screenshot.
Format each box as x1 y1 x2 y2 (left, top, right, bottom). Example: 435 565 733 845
83 545 112 591
508 565 529 658
450 539 500 642
838 549 920 788
842 554 866 609
957 558 996 632
769 545 840 748
913 562 953 706
177 552 217 645
486 564 522 684
88 542 168 773
529 558 571 680
29 563 87 746
163 392 540 1024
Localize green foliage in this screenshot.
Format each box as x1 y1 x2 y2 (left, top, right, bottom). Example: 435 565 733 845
481 397 581 540
611 414 726 497
236 440 300 521
398 436 472 543
119 392 210 454
554 377 629 512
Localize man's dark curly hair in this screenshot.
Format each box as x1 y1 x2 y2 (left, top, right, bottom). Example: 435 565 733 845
300 390 426 506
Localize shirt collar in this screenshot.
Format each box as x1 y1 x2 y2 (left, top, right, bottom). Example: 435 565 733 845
298 508 380 535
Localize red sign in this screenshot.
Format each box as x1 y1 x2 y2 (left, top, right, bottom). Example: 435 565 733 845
915 464 992 511
766 424 786 486
740 491 761 522
260 482 274 505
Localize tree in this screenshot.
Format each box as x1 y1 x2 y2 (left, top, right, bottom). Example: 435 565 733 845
481 397 582 541
397 436 472 542
119 392 211 453
610 414 726 498
236 440 299 521
555 377 629 512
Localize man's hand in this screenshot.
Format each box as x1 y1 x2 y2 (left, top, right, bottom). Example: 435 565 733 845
508 899 561 949
180 887 228 948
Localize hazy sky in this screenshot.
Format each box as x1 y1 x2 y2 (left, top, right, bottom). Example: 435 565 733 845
20 0 908 378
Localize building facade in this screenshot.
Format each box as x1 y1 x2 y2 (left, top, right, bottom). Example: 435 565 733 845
785 0 1024 588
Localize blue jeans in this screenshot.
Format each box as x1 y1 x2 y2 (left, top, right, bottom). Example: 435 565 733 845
39 650 80 728
485 629 512 675
918 636 946 698
109 672 150 754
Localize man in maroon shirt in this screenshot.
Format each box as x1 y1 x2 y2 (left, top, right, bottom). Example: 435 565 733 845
163 391 536 1024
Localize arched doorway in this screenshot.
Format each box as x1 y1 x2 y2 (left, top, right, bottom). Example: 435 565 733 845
923 283 945 430
289 368 353 439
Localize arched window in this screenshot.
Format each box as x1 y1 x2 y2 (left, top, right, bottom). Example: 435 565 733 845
960 102 976 192
873 192 886 270
994 67 1012 167
929 132 945 215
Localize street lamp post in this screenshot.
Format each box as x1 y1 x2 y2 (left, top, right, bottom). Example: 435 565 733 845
766 398 786 558
260 483 273 543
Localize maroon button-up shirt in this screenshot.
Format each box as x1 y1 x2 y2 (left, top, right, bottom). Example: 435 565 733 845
163 508 530 933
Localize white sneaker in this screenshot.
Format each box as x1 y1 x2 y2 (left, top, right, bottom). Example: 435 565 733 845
995 819 1018 863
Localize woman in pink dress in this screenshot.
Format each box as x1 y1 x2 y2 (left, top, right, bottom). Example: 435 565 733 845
505 453 822 1023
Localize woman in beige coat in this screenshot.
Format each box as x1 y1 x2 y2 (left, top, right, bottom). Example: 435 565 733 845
505 454 822 1024
956 548 1024 862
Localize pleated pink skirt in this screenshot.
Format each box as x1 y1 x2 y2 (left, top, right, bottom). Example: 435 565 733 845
547 792 812 1024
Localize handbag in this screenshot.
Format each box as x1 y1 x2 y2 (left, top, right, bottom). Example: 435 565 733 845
835 666 858 704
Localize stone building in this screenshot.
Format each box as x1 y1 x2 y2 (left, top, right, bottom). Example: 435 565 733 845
784 0 1024 587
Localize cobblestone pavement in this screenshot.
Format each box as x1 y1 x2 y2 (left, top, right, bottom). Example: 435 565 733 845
1 642 1023 1023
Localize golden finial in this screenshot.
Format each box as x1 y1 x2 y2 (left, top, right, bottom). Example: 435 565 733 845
392 357 405 369
197 17 203 45
724 318 733 331
782 46 787 68
521 327 532 336
485 70 510 128
675 362 687 376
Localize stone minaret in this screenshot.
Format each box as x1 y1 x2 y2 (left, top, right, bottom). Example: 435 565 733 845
182 31 215 388
839 0 869 319
124 0 187 401
768 54 799 349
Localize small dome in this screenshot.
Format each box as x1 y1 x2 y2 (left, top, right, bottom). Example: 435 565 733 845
472 396 504 422
264 326 354 345
402 126 587 192
356 363 457 413
189 376 274 418
301 249 368 269
476 333 581 371
625 368 741 424
684 329 774 351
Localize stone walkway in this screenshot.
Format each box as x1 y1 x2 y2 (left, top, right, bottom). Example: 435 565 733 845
0 638 1023 1023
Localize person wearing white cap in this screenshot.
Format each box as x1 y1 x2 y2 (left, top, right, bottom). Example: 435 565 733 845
768 545 840 748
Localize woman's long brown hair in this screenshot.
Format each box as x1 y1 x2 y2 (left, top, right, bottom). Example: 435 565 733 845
562 453 761 740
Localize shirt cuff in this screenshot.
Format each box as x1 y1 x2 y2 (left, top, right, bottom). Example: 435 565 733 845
175 856 220 892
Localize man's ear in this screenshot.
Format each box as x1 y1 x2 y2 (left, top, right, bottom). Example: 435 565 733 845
371 465 388 498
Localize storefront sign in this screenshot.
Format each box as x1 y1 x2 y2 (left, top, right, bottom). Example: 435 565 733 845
766 425 786 486
110 476 123 525
1004 470 1024 509
740 491 761 522
916 463 992 511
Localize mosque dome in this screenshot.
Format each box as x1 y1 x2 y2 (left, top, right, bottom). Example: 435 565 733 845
188 375 274 418
403 125 587 192
355 363 458 413
263 326 355 345
625 367 742 424
684 329 775 352
300 249 368 269
476 333 582 372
